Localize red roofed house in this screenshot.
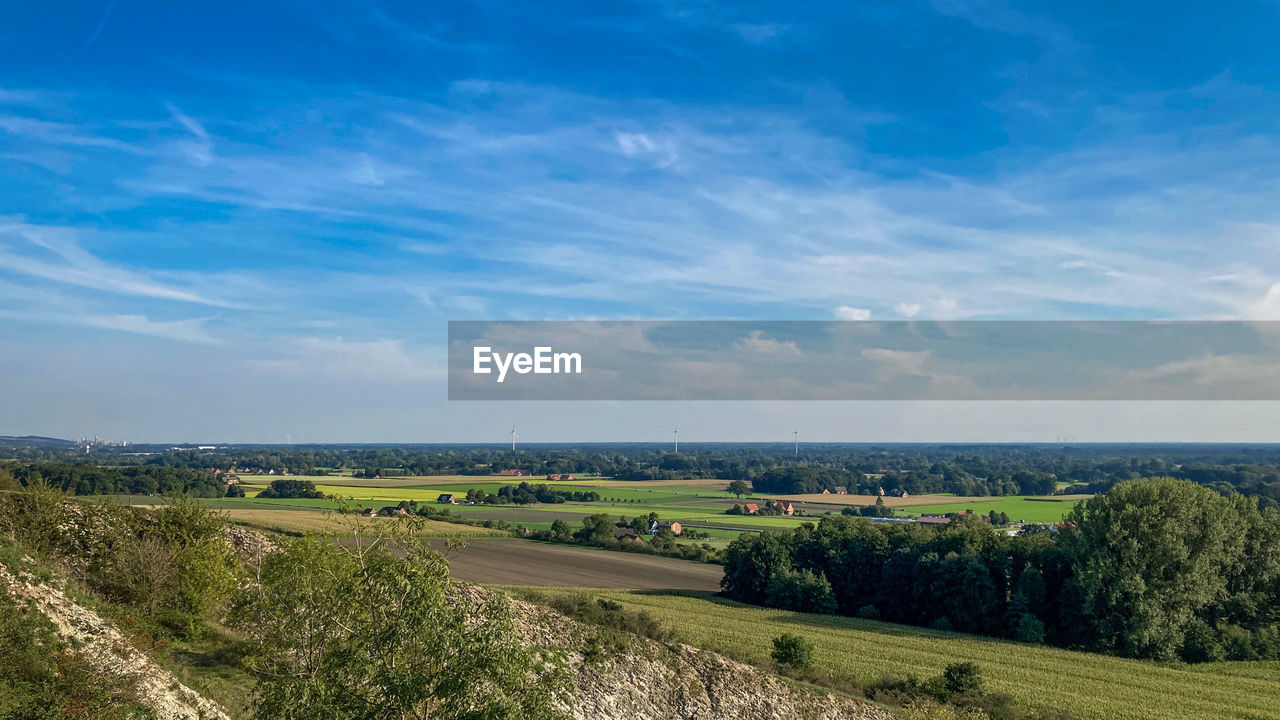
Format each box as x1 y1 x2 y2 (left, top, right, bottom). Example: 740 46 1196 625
658 521 682 536
742 503 760 515
774 500 795 516
915 516 950 526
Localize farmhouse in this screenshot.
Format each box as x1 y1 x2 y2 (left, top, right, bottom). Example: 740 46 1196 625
546 473 573 481
820 488 831 495
833 486 848 495
615 527 640 541
360 507 377 517
772 500 795 516
436 493 457 504
498 468 528 476
742 503 760 515
657 521 682 536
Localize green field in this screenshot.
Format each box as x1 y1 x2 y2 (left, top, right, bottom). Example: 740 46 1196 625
228 477 1094 531
904 496 1088 524
519 589 1280 720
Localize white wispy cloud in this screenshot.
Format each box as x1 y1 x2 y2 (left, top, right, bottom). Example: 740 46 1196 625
0 221 237 308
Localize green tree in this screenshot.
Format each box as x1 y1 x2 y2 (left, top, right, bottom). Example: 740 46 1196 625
1013 613 1046 644
770 632 815 670
765 568 837 614
727 480 751 498
0 466 18 491
575 514 615 545
151 494 240 638
1063 478 1248 660
721 531 792 604
550 519 571 538
255 478 324 499
233 531 570 720
941 661 984 696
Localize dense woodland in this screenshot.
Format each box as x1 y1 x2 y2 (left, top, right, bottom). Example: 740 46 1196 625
722 477 1280 663
4 441 1280 505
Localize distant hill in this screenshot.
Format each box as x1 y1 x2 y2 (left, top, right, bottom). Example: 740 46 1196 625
0 435 75 449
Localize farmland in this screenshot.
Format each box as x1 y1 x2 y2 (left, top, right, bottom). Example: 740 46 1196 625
428 538 723 590
218 508 509 537
515 588 1280 720
227 475 1081 533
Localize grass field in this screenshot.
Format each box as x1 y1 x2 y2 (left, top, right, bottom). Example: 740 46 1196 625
518 589 1280 720
778 492 1000 507
903 495 1089 524
226 476 1092 531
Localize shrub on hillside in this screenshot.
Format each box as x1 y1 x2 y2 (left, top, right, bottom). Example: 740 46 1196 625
770 632 815 670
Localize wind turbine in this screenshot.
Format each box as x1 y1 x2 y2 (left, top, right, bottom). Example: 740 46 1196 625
673 426 679 453
510 425 518 451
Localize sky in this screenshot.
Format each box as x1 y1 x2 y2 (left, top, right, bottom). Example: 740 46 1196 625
4 1 1280 442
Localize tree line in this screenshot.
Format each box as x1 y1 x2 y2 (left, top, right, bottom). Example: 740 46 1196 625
3 462 224 498
7 442 1280 503
721 477 1280 662
466 482 601 505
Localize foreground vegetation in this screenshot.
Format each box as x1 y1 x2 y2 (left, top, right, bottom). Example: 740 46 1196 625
0 483 571 720
519 588 1280 720
723 478 1280 662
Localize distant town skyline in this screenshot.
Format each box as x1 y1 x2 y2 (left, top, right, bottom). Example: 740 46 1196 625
4 2 1280 441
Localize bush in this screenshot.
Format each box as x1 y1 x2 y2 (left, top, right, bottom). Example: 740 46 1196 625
771 632 815 670
941 662 985 697
856 604 881 620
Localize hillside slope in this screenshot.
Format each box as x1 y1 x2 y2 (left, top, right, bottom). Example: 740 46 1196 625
2 521 890 720
0 558 230 720
458 584 893 720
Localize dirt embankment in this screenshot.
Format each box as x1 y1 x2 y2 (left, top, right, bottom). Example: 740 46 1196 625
456 584 895 720
0 559 230 720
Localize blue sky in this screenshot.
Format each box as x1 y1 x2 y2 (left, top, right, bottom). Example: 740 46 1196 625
5 1 1280 442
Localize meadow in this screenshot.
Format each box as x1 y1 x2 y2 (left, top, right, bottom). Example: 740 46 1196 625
515 588 1280 720
902 495 1087 524
227 475 1082 531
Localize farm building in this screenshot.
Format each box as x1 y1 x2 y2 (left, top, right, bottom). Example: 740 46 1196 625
615 527 640 541
833 486 848 494
742 503 760 515
360 507 377 517
657 521 682 536
772 500 795 516
820 488 831 495
546 473 574 481
498 469 528 476
915 516 950 526
436 493 457 504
